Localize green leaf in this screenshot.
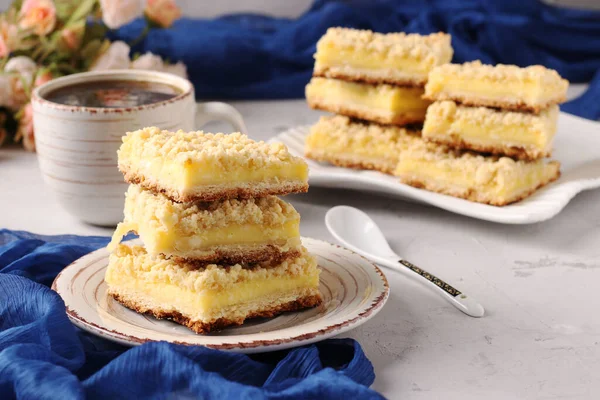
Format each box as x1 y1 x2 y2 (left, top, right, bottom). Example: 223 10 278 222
68 0 98 25
81 22 108 46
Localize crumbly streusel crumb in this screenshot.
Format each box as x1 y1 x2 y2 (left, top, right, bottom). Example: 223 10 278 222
426 100 559 128
400 140 559 186
308 115 422 146
316 27 452 62
429 60 568 86
122 185 299 234
118 127 304 167
110 244 317 292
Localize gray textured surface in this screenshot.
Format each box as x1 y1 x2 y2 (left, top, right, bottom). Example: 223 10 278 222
1 93 599 399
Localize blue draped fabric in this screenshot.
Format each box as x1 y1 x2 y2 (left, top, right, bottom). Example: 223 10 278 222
0 230 383 399
111 0 600 119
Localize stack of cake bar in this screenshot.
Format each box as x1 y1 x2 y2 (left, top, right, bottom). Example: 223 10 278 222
395 61 568 206
105 127 322 334
304 27 452 174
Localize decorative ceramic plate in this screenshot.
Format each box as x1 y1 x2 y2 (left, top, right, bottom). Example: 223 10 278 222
52 237 389 353
274 113 600 224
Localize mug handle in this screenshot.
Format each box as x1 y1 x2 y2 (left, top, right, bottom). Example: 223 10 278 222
195 102 247 135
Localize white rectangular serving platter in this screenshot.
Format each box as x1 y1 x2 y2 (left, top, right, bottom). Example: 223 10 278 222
273 112 600 224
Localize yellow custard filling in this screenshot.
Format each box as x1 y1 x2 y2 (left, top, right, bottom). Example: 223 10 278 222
313 28 453 82
426 78 559 104
130 154 308 189
316 47 429 74
113 221 300 255
109 186 301 257
105 245 320 316
423 101 558 149
306 77 430 113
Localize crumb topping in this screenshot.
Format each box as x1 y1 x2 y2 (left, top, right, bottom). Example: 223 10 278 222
121 185 299 234
307 115 422 151
426 100 559 129
429 60 568 87
316 27 452 64
110 245 318 291
118 127 306 169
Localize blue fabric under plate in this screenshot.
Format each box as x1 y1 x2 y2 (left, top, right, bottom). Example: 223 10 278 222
111 0 600 119
0 229 383 400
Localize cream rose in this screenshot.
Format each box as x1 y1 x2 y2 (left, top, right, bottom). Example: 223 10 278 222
163 62 187 78
0 75 15 109
130 52 165 71
19 0 56 36
100 0 144 30
145 0 181 28
90 41 131 71
4 56 36 110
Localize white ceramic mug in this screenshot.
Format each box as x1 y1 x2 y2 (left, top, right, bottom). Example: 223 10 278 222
32 70 246 226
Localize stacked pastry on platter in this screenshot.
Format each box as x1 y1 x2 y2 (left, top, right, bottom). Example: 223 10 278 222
106 127 321 334
304 27 569 206
396 61 567 206
305 27 452 174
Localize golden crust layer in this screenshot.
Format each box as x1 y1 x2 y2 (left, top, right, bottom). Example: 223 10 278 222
110 290 322 334
170 246 302 267
422 101 559 160
122 170 309 203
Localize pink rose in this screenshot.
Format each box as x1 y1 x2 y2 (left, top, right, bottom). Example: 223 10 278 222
19 0 56 36
16 103 35 152
100 0 144 30
145 0 181 28
60 27 82 51
0 20 17 57
90 41 131 71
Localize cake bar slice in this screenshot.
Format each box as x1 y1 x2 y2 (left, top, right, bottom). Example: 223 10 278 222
394 142 560 206
313 27 453 86
423 101 559 160
109 185 302 264
118 128 309 202
424 61 568 113
306 77 431 125
305 115 422 174
105 245 322 334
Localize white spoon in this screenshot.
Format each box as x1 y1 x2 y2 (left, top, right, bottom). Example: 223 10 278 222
325 206 485 318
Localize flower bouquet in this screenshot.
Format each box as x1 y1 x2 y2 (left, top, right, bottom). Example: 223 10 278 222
0 0 185 151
